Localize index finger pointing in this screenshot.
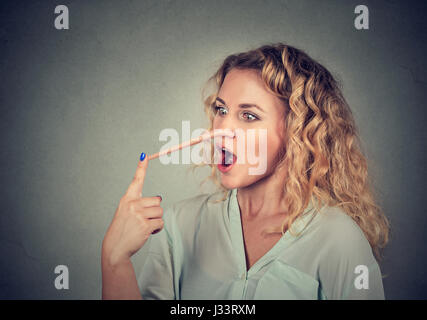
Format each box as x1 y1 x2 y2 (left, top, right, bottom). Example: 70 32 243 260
126 152 149 198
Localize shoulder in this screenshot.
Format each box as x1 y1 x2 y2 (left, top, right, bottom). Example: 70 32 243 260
313 205 367 244
309 205 384 299
311 205 376 264
314 206 363 237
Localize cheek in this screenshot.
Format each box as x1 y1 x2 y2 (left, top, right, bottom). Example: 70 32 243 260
266 136 282 163
238 128 282 161
256 126 282 156
257 123 284 174
212 117 218 128
268 119 285 161
239 130 282 171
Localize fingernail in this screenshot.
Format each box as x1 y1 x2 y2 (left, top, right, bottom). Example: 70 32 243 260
156 195 162 201
140 152 146 162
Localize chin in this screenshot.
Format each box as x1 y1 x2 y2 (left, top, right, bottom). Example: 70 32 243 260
218 171 244 190
219 168 264 190
219 177 240 190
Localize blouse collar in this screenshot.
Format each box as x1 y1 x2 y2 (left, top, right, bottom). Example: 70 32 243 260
228 188 319 236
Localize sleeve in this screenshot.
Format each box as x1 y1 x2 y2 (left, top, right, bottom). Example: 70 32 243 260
137 205 183 300
317 214 385 300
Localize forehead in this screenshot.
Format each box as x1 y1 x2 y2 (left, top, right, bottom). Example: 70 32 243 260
218 68 284 111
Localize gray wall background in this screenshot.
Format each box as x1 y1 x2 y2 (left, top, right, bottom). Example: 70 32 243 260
0 0 426 299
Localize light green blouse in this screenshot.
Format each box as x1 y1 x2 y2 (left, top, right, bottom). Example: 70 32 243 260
138 188 385 300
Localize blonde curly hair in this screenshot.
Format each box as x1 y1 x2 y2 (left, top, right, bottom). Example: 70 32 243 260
194 43 389 261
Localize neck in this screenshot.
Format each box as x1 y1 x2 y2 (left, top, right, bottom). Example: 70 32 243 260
236 166 288 219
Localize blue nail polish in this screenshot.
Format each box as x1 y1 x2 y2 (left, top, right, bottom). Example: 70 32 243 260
140 152 146 162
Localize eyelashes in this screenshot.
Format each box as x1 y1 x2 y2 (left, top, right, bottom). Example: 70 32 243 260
213 105 228 116
212 105 260 122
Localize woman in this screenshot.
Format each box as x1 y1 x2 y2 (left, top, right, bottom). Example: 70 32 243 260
101 43 390 300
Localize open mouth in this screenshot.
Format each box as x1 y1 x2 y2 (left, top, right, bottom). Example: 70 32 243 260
216 145 237 173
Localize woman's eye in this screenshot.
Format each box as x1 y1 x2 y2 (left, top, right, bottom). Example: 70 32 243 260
213 105 228 116
242 112 258 121
213 105 258 121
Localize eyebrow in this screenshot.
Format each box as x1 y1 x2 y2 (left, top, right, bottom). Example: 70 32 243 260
215 97 265 113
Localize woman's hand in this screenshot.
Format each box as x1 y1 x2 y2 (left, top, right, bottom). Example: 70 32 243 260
102 154 164 268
